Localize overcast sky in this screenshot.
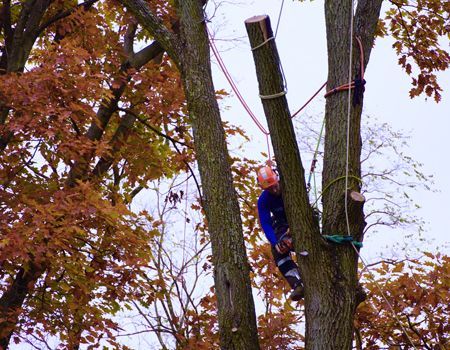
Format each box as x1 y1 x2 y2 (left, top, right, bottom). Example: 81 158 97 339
207 0 450 261
11 1 449 349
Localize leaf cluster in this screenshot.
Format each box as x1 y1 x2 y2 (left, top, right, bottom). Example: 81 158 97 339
381 0 450 101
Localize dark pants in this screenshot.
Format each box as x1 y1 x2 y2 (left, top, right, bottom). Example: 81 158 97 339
271 225 302 289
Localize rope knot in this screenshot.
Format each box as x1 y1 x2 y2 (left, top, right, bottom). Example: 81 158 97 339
353 77 366 106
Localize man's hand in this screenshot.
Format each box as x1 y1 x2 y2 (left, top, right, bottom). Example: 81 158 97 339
275 236 293 254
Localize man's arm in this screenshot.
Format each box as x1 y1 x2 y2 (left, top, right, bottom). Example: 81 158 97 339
257 193 277 246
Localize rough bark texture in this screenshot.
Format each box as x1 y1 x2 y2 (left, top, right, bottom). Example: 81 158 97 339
121 0 260 349
244 15 320 265
246 1 382 347
177 4 260 349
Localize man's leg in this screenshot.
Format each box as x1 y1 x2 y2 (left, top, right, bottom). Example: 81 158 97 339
271 247 304 300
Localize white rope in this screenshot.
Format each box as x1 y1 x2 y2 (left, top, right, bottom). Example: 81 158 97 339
344 0 355 240
344 2 418 348
274 0 285 38
250 36 274 51
259 90 287 100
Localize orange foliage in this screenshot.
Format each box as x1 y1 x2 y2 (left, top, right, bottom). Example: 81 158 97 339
0 0 192 347
356 254 450 349
381 0 450 102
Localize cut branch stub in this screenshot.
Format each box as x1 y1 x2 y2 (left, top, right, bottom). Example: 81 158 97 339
349 190 365 204
347 190 366 241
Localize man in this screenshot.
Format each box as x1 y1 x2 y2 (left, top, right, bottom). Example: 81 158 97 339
256 166 304 301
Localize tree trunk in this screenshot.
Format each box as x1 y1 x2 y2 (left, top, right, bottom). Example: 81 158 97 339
120 1 260 348
0 263 45 350
246 1 382 347
176 3 260 349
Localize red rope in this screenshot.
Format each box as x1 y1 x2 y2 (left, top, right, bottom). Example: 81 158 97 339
291 81 327 118
208 28 269 136
207 27 365 165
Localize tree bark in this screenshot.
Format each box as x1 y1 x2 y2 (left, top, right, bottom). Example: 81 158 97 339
0 0 52 152
120 1 260 348
246 2 382 347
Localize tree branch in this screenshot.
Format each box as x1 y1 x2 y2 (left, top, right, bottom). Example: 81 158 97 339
36 0 99 36
124 20 137 57
66 40 165 186
92 112 136 179
354 0 384 69
120 0 180 66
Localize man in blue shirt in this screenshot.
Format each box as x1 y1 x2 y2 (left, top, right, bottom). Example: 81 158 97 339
257 166 304 301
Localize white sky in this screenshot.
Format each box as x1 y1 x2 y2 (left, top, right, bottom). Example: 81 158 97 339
11 1 450 348
207 0 450 261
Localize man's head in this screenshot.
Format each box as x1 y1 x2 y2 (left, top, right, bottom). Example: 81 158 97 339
257 166 281 195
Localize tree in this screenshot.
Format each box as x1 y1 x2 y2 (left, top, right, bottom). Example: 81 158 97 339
356 253 450 349
1 0 448 348
243 0 449 348
0 1 193 348
117 1 260 349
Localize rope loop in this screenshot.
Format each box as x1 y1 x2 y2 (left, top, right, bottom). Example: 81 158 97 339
259 90 287 100
251 36 275 51
323 235 363 248
311 175 362 207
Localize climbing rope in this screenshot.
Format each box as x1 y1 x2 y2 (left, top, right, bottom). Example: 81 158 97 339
325 36 365 101
311 175 362 208
344 0 356 243
208 16 292 161
274 0 285 38
291 82 327 119
207 13 365 170
306 116 325 195
207 26 272 160
343 2 418 348
209 12 420 346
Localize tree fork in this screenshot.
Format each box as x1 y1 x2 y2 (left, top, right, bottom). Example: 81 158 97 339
245 14 363 350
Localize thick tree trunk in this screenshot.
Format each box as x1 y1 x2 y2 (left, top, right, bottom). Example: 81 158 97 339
246 16 356 350
246 2 382 347
176 3 260 349
120 1 260 348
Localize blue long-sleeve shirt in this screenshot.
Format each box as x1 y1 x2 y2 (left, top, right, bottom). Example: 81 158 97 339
257 190 288 246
